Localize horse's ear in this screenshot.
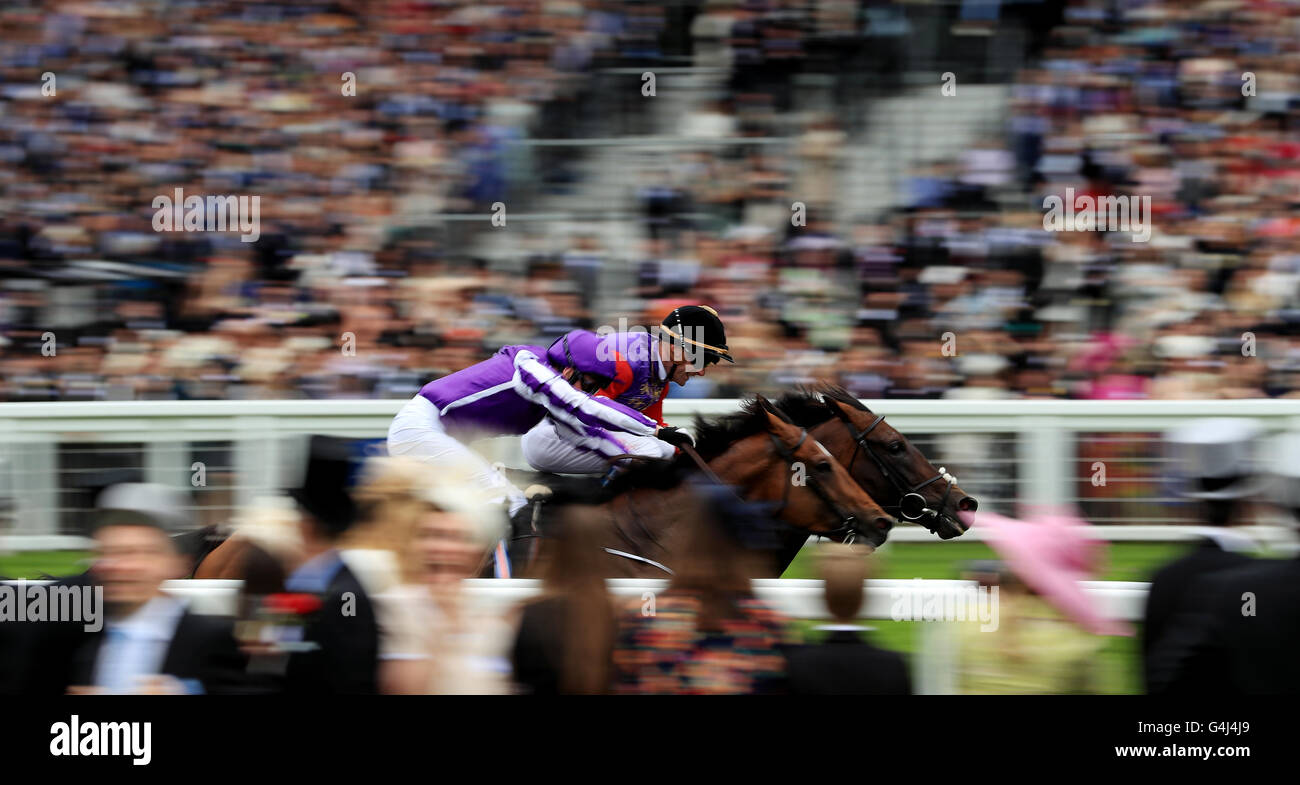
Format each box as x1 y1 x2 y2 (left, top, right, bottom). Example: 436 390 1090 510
757 395 793 424
756 397 797 437
821 394 854 422
759 405 794 436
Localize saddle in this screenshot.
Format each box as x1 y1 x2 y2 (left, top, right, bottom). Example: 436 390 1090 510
496 457 687 576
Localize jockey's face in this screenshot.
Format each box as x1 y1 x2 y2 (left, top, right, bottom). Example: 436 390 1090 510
658 339 707 384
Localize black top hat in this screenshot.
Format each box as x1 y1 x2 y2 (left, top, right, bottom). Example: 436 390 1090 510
285 435 360 538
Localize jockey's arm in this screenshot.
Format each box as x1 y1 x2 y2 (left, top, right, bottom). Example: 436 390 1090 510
640 397 667 428
512 350 659 437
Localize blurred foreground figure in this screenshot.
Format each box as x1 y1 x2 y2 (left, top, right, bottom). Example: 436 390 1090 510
511 504 617 695
375 475 511 694
280 436 379 695
1142 419 1260 691
1149 430 1300 695
785 543 911 695
958 510 1127 694
69 484 250 694
2 567 93 695
611 484 796 694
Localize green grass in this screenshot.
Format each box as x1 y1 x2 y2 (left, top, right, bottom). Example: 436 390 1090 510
781 539 1192 582
0 550 92 580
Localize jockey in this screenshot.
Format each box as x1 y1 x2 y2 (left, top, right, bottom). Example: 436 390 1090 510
387 329 687 521
522 305 734 474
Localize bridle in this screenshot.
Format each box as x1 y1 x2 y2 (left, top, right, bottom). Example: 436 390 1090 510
765 429 874 544
831 406 958 534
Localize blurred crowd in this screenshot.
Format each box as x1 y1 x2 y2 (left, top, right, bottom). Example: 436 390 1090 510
4 0 1300 404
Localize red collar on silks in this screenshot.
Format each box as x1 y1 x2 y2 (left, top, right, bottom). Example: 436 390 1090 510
967 508 1133 637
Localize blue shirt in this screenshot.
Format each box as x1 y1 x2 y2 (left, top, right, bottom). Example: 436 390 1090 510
285 549 346 595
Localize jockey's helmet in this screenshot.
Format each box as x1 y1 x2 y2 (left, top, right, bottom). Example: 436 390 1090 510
659 305 734 368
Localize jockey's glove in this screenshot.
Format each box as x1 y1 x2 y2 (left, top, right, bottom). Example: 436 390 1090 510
656 425 695 449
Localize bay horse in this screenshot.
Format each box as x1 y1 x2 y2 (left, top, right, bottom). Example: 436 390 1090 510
195 396 894 581
701 385 979 574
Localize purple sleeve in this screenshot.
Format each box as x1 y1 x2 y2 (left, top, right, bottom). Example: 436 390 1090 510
511 350 658 436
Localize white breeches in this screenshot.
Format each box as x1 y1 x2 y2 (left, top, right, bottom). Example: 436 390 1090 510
521 416 675 474
386 395 528 516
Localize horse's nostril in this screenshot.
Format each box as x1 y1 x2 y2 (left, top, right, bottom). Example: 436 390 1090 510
874 517 894 531
958 497 978 513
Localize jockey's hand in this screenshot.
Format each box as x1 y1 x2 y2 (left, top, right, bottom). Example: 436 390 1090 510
656 426 695 449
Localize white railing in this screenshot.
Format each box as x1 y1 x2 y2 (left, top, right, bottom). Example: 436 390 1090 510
3 398 1300 549
4 576 1144 695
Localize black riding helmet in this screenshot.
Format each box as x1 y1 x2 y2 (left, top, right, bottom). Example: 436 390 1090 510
659 305 735 369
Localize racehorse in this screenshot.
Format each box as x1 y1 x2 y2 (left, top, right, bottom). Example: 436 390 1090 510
195 396 894 581
709 385 979 575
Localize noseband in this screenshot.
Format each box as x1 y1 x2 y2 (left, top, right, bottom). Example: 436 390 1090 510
836 411 957 534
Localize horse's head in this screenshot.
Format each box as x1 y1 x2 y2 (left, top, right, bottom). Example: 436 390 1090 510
817 394 977 540
717 396 896 547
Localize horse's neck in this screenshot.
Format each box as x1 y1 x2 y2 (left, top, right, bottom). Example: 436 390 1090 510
594 448 787 577
597 485 693 571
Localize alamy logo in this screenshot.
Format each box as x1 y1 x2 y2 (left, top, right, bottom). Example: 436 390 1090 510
594 318 708 368
890 580 999 632
152 187 260 243
0 580 103 631
1042 187 1151 242
50 715 152 766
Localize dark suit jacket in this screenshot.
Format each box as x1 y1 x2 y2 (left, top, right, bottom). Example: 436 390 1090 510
283 562 379 695
785 628 913 695
4 572 96 695
512 597 568 696
1148 555 1300 694
511 596 616 695
1140 538 1252 691
70 607 254 694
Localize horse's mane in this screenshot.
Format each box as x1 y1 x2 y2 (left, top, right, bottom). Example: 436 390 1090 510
690 384 870 461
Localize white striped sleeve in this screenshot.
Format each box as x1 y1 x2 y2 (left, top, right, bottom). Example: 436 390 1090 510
512 350 658 436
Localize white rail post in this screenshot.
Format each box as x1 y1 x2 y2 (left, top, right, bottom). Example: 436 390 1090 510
4 429 59 537
1024 415 1070 512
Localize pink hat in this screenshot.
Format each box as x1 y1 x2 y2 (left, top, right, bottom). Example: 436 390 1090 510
960 507 1132 636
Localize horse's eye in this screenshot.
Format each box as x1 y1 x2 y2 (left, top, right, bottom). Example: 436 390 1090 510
816 461 833 474
888 442 905 454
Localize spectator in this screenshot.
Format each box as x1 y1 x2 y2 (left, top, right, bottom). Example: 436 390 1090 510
68 483 252 694
611 485 797 694
281 436 380 695
785 543 912 696
958 509 1126 694
1142 419 1261 693
510 504 616 695
374 472 511 695
1148 430 1300 695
